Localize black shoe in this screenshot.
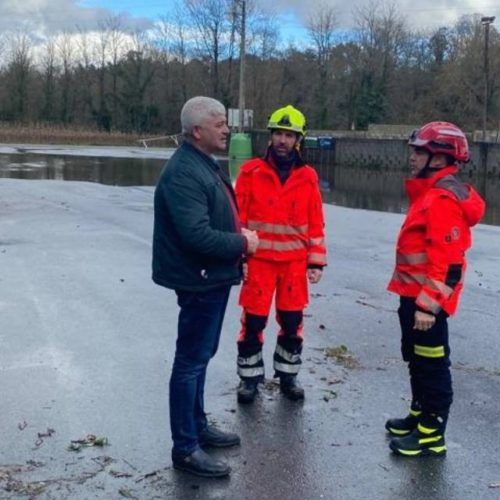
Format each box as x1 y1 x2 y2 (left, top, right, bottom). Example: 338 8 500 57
172 448 230 478
385 407 421 436
280 376 305 401
237 379 259 404
389 417 447 457
199 425 241 448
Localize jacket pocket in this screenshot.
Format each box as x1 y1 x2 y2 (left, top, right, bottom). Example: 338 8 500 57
445 264 462 288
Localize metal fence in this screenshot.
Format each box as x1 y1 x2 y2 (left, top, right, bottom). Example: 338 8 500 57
251 130 500 180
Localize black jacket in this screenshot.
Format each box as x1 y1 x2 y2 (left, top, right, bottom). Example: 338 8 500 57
152 142 245 291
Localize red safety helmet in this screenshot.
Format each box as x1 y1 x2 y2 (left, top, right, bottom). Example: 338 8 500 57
408 121 469 163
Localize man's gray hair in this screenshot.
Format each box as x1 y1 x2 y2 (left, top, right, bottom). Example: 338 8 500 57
181 96 226 135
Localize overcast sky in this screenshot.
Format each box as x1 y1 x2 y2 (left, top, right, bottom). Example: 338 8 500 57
0 0 152 35
1 0 499 38
271 0 498 30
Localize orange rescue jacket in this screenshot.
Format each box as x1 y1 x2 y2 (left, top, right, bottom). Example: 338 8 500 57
387 166 485 315
235 157 327 266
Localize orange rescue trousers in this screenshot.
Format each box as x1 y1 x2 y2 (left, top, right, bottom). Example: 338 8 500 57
237 259 308 380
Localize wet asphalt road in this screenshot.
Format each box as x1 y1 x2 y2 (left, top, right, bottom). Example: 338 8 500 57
1 179 499 499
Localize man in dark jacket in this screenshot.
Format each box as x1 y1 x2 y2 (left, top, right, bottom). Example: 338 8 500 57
152 96 258 477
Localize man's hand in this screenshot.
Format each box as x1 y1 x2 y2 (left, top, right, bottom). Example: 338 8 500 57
242 262 248 281
307 268 323 284
414 310 436 331
242 228 259 254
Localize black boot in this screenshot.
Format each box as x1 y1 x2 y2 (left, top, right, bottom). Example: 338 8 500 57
389 414 447 457
385 405 421 436
172 448 230 478
280 375 304 401
237 378 259 404
199 425 241 448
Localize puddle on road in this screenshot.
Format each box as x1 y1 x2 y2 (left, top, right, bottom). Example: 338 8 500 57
1 152 498 225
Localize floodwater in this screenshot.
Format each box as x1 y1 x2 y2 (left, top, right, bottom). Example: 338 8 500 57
1 152 498 225
0 153 164 187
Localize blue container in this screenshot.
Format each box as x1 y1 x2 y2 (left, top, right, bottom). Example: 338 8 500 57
318 136 334 150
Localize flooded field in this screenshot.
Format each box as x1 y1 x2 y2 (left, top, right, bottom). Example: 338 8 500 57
1 152 498 225
0 153 164 186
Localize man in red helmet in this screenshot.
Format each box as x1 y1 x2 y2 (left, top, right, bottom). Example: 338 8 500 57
234 105 327 404
386 122 485 456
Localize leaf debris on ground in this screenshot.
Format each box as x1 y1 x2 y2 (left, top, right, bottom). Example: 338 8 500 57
324 345 360 369
322 389 338 402
68 434 109 452
34 428 55 448
135 470 160 483
118 487 139 498
110 470 133 478
3 479 47 496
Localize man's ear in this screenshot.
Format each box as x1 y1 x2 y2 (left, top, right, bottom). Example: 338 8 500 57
191 125 202 141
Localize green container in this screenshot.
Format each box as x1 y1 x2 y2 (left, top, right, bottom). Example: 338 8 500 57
304 136 318 149
228 133 252 181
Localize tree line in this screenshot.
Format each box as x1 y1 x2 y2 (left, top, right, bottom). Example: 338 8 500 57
0 1 498 135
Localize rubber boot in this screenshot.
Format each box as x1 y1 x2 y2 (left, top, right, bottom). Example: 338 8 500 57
280 375 305 401
237 378 259 404
385 405 421 436
389 413 447 457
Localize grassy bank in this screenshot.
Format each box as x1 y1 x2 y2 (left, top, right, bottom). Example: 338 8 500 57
0 123 179 147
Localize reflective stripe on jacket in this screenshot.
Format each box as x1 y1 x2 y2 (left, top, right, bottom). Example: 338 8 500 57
235 158 327 265
387 166 485 315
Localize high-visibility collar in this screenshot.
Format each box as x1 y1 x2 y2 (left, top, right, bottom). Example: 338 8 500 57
265 145 305 168
405 165 458 203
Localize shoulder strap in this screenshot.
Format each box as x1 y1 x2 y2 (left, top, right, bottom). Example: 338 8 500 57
434 174 469 201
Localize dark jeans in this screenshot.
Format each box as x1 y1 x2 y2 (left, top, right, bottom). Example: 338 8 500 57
398 297 453 417
170 285 231 455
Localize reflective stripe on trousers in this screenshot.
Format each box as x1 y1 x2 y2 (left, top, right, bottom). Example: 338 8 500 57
398 296 452 416
237 350 265 378
273 343 301 375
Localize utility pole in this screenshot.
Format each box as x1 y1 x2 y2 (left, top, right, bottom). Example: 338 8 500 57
481 16 495 142
238 0 246 133
229 0 251 183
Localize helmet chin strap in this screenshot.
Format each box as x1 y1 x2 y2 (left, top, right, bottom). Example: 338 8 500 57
417 153 435 178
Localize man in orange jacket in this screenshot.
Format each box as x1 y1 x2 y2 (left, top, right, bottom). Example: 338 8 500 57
386 121 485 456
234 105 327 403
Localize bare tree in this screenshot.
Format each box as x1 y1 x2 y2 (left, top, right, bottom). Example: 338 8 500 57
155 6 191 106
307 3 337 127
153 15 174 124
243 2 280 121
41 37 57 122
0 34 6 67
106 16 127 128
170 8 190 104
75 30 97 124
434 16 494 129
184 0 232 99
5 31 33 121
118 30 157 132
353 1 407 128
429 27 449 66
95 19 113 130
56 32 75 124
245 0 278 60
